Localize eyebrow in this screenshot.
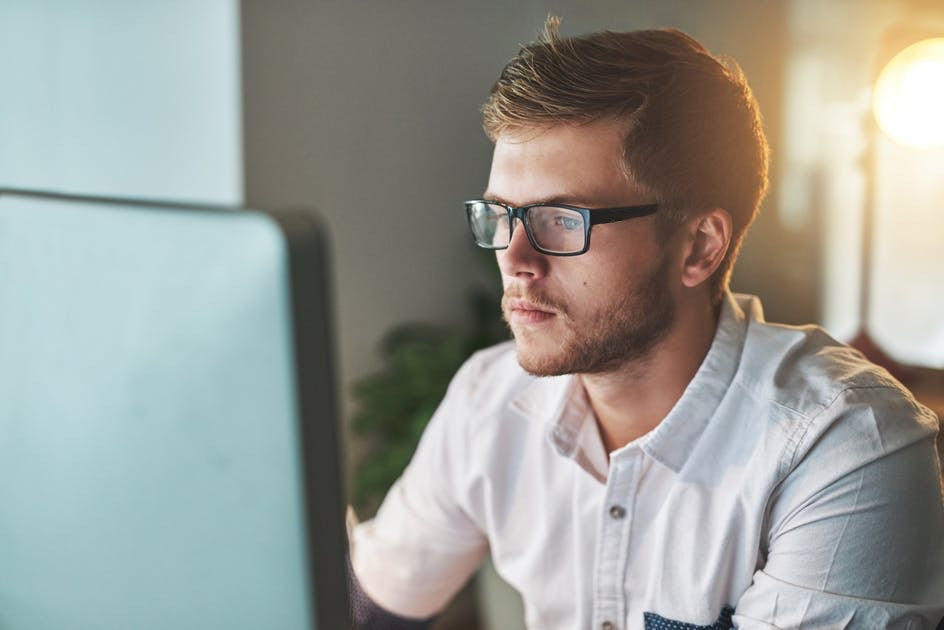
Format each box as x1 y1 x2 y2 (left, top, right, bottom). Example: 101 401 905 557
480 192 597 207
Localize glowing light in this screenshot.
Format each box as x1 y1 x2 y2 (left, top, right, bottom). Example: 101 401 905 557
873 38 944 149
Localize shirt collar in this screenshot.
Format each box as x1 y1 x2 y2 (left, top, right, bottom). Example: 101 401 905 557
509 371 609 479
510 372 582 445
638 292 754 472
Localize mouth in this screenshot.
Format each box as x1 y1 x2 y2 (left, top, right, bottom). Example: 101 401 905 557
503 297 558 325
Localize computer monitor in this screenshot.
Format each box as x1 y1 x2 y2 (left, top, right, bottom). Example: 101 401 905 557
0 189 350 629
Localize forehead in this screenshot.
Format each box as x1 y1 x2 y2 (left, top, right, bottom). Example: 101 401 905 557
485 119 640 206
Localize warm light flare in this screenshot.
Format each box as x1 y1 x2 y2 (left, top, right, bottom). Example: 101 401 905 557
873 38 944 149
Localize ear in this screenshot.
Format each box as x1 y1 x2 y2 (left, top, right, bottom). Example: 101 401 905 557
680 208 732 289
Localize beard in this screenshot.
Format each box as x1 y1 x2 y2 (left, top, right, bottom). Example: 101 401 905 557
503 255 675 376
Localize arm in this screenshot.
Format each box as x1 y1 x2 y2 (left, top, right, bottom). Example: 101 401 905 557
348 356 490 620
734 389 944 628
348 553 436 629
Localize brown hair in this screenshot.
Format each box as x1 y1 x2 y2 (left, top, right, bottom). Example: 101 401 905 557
482 17 769 303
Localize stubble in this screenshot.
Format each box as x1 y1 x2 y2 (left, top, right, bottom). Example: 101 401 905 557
504 256 675 376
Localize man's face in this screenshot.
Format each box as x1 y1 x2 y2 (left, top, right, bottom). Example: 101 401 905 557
486 119 678 376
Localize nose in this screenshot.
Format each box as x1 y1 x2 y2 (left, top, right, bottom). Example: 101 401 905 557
496 217 549 280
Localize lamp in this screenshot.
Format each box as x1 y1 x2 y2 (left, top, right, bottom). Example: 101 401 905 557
872 37 944 149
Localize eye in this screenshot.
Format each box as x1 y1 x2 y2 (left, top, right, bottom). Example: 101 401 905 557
553 214 583 231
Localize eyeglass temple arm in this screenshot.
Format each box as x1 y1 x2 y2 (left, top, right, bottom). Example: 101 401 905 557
587 204 659 225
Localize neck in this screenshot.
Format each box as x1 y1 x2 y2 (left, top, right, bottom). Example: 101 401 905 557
580 296 720 454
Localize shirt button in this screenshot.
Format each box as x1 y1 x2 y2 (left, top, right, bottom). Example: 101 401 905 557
601 622 615 630
609 504 626 519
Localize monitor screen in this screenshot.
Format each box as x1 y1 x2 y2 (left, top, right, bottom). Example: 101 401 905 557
0 190 349 629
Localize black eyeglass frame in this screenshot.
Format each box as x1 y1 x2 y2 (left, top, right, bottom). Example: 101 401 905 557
464 199 660 256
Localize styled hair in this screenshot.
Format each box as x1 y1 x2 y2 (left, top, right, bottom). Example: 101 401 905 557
481 17 769 303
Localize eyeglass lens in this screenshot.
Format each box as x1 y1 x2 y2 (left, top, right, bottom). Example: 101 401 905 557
468 202 586 254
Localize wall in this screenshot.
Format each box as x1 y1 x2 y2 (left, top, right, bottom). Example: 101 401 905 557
0 0 242 204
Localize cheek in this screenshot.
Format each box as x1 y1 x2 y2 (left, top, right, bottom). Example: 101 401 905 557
554 261 604 306
568 254 649 308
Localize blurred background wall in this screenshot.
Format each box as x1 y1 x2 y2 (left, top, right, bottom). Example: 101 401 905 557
0 0 242 203
4 1 942 626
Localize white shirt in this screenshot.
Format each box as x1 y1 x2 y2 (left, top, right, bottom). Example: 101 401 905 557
351 293 944 629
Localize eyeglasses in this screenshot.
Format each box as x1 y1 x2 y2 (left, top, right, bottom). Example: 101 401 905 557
464 199 659 256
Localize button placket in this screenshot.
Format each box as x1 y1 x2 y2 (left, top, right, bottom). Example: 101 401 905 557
592 453 637 630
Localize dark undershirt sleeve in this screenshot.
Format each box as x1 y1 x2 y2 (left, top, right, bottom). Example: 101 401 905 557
347 554 438 629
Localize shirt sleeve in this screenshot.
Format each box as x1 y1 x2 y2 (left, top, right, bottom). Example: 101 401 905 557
347 552 437 629
349 355 490 619
733 386 944 629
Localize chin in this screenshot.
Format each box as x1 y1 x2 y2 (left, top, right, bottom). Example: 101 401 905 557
514 340 573 377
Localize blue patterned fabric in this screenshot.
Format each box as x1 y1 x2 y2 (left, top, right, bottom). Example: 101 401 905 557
643 606 734 630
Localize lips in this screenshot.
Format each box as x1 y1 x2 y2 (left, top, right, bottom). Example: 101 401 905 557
502 296 558 324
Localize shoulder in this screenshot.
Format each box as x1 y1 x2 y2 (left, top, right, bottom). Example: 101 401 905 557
453 339 519 384
446 339 534 412
439 340 572 464
738 316 905 413
732 305 938 478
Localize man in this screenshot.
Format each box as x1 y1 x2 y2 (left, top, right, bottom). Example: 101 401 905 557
349 19 944 629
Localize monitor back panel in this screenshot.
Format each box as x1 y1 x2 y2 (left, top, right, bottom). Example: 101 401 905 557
0 191 344 629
